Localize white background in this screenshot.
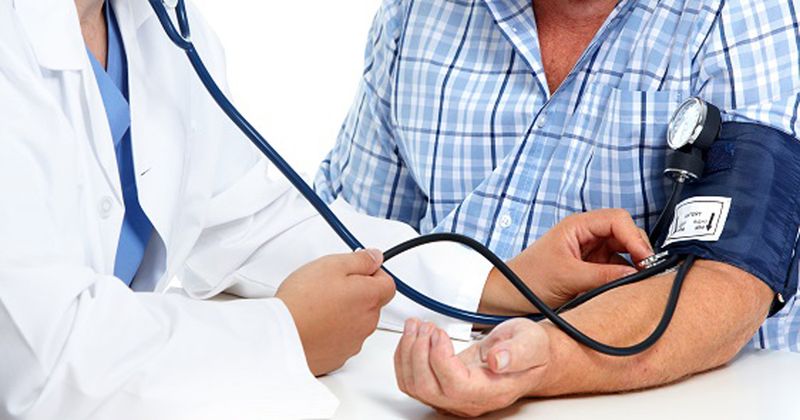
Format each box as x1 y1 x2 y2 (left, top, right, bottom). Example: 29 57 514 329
192 0 382 175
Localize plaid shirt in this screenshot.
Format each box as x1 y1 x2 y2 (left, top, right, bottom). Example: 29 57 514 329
315 0 800 350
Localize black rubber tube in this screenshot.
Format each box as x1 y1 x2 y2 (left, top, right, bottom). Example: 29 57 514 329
384 233 694 356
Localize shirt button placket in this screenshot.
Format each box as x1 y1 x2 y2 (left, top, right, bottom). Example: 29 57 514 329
536 113 548 128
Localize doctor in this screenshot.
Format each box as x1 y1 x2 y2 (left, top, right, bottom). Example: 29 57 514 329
0 0 654 418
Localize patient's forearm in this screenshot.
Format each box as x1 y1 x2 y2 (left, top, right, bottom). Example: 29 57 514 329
533 260 773 396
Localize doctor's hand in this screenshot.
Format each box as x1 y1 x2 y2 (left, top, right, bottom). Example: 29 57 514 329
395 318 548 417
479 209 653 315
276 249 396 376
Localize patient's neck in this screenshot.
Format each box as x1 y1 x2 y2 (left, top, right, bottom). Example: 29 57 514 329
532 0 617 93
534 0 617 28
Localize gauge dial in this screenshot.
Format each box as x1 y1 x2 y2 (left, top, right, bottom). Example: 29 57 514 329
668 98 707 150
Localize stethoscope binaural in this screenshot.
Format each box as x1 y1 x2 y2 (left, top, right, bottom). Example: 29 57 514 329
148 0 718 356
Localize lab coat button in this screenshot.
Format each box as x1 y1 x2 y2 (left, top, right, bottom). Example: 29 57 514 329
99 197 113 219
498 214 513 228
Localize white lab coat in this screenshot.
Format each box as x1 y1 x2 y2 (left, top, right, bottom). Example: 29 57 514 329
0 0 490 419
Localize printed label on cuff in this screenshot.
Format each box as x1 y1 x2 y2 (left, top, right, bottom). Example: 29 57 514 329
663 196 732 246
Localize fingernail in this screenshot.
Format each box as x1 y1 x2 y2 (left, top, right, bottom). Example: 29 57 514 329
495 350 510 372
404 319 418 336
623 267 638 276
365 248 383 264
431 330 440 346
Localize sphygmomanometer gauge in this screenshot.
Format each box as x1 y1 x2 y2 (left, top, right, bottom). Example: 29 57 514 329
664 97 722 182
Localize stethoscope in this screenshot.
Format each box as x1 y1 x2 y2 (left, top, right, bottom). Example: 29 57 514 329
148 0 720 356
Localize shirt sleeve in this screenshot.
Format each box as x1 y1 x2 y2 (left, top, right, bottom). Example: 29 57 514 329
314 0 428 231
689 0 800 315
692 0 800 137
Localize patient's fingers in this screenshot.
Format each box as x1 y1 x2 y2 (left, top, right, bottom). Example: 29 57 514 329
410 323 442 399
481 320 549 374
429 329 469 394
395 318 419 393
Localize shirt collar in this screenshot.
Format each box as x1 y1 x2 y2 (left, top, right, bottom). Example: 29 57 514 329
482 0 633 98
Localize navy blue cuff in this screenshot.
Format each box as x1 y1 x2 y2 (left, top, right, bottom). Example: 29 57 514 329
662 123 800 316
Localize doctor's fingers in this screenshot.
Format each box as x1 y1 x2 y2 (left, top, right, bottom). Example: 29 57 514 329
326 248 385 275
572 260 639 290
348 271 396 308
571 209 653 262
583 233 650 265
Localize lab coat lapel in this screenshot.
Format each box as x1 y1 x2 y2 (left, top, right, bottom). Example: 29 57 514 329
14 0 125 203
113 0 189 249
11 0 84 71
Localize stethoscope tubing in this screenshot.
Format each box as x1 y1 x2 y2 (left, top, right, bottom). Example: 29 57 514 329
149 0 519 326
148 0 692 356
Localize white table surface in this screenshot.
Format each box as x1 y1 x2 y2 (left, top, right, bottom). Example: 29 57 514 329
320 329 800 419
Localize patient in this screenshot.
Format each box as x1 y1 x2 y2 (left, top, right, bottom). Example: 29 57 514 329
316 0 800 416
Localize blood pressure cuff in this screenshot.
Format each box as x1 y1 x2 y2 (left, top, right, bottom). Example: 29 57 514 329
661 122 800 315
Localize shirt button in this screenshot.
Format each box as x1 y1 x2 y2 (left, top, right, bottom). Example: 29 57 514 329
498 214 513 229
98 196 113 219
537 114 548 128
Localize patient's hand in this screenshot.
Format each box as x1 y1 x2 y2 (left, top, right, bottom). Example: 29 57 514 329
479 209 653 315
395 318 547 417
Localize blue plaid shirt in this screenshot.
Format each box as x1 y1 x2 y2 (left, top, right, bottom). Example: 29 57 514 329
315 0 800 351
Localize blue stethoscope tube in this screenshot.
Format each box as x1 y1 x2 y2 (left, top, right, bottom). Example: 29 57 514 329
146 0 515 326
148 0 691 356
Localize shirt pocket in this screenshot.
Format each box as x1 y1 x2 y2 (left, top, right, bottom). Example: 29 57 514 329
557 84 683 230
